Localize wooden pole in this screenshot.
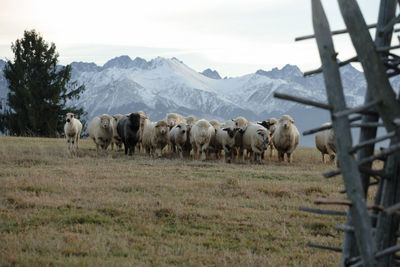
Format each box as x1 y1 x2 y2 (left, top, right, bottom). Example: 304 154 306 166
312 1 377 265
337 1 400 266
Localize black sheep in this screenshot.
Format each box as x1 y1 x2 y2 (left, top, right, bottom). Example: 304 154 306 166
117 112 141 156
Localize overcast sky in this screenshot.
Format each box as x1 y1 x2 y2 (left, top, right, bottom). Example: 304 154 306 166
0 0 385 77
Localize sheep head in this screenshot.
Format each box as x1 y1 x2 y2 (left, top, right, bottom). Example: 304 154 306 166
128 112 141 130
234 116 248 134
155 120 169 135
66 113 74 123
100 114 111 129
279 115 294 129
256 128 270 150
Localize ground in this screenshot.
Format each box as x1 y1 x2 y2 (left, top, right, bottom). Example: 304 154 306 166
0 136 349 266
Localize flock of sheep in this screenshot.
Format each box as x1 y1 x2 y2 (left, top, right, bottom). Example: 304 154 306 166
64 111 336 164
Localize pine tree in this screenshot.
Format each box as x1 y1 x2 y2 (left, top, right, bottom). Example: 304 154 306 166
2 29 85 136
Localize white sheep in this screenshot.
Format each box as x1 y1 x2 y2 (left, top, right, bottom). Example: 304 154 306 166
165 113 184 129
190 119 214 160
214 120 238 163
89 114 113 152
241 123 270 164
136 110 149 152
233 116 249 159
315 122 336 163
64 113 82 153
110 114 124 151
168 120 188 159
142 119 169 158
208 120 221 159
273 115 300 163
185 115 197 127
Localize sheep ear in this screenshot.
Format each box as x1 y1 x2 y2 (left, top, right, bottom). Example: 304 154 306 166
291 119 294 123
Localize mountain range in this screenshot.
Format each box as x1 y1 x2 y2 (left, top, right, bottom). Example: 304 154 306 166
1 55 398 146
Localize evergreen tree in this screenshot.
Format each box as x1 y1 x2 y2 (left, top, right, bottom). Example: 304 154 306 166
2 29 85 136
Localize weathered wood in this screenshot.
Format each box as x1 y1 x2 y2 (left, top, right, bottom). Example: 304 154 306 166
302 116 361 136
295 23 377 41
307 242 342 252
315 198 352 206
350 122 385 128
314 1 378 265
322 168 341 178
357 142 400 166
349 131 396 154
358 167 389 179
335 225 355 232
352 245 400 267
340 181 379 194
385 203 400 215
376 44 400 52
299 206 347 216
338 1 400 265
303 56 358 76
379 14 400 36
273 92 331 110
334 99 382 118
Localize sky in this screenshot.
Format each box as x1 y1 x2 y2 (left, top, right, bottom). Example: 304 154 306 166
0 0 385 77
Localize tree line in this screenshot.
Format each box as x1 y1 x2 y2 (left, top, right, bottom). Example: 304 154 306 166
0 29 86 137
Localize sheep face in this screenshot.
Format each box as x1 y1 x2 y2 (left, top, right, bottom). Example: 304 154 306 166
177 123 187 135
256 129 270 150
128 113 141 129
223 127 238 138
100 116 111 129
279 115 294 129
66 113 74 123
234 117 248 134
155 121 168 136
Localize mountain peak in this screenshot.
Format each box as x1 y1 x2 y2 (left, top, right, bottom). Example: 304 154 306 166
256 64 302 79
103 55 133 69
201 68 221 79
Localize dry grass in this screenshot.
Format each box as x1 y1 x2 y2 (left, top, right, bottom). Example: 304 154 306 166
0 136 349 266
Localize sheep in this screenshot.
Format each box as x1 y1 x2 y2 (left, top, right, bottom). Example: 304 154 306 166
208 120 221 159
117 112 142 156
190 119 214 160
168 120 188 159
165 113 184 129
258 117 278 158
241 123 270 164
273 115 300 163
315 122 336 163
136 110 149 152
233 116 249 160
185 115 197 127
89 114 113 152
110 114 124 151
214 120 239 163
64 113 82 153
142 119 169 158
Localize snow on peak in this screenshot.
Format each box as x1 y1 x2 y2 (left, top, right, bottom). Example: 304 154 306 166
103 55 134 69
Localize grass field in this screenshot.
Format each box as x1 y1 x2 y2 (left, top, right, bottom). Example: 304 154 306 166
0 136 348 266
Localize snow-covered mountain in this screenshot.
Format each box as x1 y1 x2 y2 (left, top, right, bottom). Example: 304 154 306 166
1 55 394 146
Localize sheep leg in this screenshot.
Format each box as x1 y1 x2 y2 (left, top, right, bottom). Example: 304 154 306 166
224 145 232 163
75 135 79 151
278 151 284 162
321 153 325 163
287 153 292 163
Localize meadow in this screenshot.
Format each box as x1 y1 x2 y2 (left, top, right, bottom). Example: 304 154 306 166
0 136 348 266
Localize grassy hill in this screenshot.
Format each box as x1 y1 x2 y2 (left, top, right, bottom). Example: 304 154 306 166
0 137 347 266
